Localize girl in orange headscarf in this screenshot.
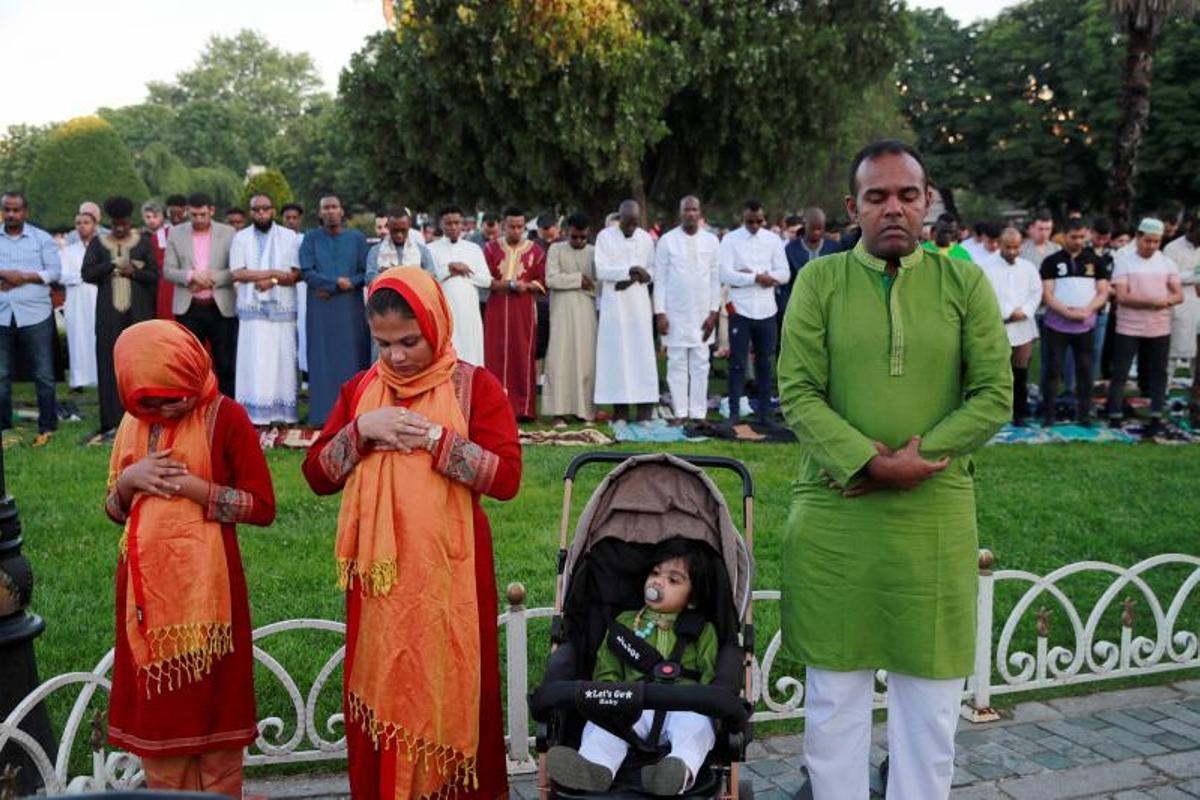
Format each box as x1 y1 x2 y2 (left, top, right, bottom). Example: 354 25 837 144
104 320 276 797
303 267 522 799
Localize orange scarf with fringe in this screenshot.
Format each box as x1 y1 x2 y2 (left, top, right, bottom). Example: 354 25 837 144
107 320 230 696
337 267 480 799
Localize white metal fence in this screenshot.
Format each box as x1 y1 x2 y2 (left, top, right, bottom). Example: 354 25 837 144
1 552 1196 792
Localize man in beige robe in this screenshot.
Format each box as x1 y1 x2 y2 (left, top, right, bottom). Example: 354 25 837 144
543 213 597 422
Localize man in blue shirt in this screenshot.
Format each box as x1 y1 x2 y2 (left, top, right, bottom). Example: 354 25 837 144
0 191 61 445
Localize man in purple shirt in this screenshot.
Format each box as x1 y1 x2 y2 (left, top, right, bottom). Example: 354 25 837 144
1038 219 1111 426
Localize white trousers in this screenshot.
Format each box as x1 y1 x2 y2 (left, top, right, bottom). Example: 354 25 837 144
666 345 711 419
804 667 963 800
578 710 715 788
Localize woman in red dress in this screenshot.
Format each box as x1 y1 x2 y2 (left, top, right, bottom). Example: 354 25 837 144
104 320 275 796
302 266 521 800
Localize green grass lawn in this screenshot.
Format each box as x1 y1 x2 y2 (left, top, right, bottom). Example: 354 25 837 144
3 383 1198 768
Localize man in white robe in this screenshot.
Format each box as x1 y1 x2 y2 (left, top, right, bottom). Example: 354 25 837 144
654 196 720 420
980 228 1043 424
1166 218 1199 362
61 210 99 389
1164 218 1200 426
428 205 490 366
594 200 658 420
230 193 302 424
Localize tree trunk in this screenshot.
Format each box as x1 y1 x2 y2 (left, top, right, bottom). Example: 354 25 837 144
630 170 649 229
1107 25 1155 231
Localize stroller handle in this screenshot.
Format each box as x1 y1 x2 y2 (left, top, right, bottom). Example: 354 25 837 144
562 452 754 499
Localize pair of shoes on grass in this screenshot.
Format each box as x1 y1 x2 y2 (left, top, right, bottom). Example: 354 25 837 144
83 429 117 447
548 746 689 795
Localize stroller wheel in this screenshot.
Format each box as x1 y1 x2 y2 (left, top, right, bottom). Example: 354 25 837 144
738 777 756 800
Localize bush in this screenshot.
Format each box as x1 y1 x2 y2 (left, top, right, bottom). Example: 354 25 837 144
26 116 148 230
240 169 295 211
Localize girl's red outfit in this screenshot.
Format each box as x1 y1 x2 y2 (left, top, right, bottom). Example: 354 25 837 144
107 397 275 757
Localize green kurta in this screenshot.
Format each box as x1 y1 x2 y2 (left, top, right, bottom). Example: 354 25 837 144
921 240 975 263
593 609 719 685
777 241 1011 679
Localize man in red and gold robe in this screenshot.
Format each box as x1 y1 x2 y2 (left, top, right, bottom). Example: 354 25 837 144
483 207 545 420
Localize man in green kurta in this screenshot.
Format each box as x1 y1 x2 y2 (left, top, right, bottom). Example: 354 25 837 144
921 212 975 263
778 140 1011 800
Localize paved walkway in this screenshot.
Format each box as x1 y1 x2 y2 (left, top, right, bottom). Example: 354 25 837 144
248 679 1200 799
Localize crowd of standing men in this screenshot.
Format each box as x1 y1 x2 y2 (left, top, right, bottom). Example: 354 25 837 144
1 185 1197 445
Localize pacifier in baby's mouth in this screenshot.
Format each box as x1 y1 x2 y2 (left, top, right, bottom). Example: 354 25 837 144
645 585 662 603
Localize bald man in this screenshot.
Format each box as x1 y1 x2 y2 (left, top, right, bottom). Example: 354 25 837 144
595 200 658 420
781 207 839 324
980 229 1043 424
654 196 721 420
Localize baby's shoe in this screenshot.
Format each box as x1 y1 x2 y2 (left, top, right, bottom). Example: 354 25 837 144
641 755 690 795
547 746 614 792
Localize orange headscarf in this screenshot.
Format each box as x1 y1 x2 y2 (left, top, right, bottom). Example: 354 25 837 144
337 267 480 799
107 320 231 696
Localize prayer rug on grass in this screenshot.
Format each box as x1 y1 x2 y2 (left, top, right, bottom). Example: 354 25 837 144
989 421 1196 444
684 419 796 444
519 427 614 446
610 419 708 443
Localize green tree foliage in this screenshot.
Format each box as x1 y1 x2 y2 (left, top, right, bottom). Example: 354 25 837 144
1136 17 1200 211
240 168 295 210
273 96 372 214
145 29 324 173
165 99 253 171
0 124 57 193
781 79 914 223
340 0 910 218
186 166 244 210
148 30 323 130
98 103 178 165
898 1 1200 217
138 143 194 198
27 117 148 230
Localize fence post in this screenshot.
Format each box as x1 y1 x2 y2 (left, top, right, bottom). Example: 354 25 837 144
962 549 1000 723
504 582 530 765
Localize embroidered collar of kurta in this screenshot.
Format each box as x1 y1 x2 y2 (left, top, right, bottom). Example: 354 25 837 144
851 240 924 378
499 239 534 280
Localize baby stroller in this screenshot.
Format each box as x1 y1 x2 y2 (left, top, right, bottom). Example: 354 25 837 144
530 452 756 799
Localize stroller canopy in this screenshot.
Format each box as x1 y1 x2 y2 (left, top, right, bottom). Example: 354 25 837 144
562 453 753 618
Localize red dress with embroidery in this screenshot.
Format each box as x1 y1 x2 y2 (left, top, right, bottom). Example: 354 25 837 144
302 361 521 800
106 397 276 757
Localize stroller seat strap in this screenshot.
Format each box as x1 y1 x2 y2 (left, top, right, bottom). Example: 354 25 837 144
605 611 706 684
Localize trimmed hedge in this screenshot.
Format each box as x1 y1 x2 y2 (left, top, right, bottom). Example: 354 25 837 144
240 168 295 211
27 116 148 231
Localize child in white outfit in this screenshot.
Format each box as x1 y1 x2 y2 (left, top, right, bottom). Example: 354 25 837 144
548 545 719 795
